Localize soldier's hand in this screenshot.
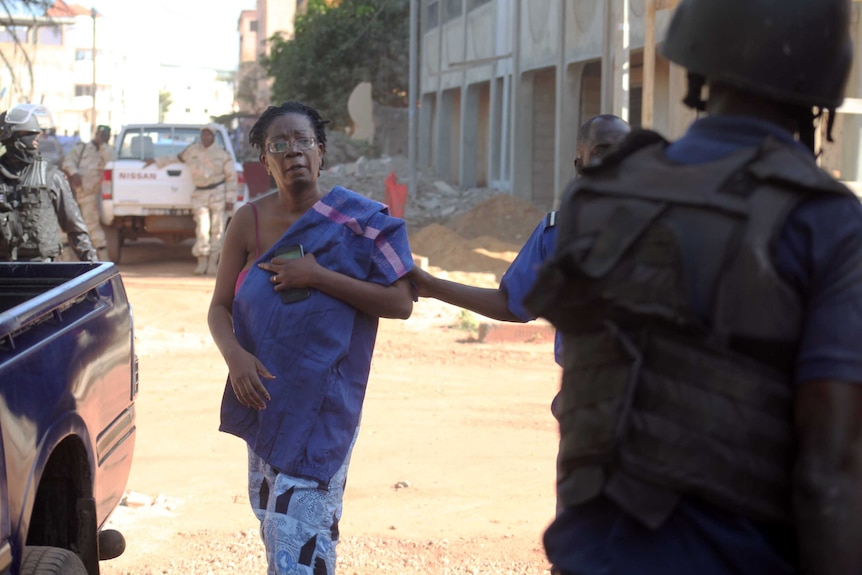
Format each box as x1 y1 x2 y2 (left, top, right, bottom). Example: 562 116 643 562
68 173 82 189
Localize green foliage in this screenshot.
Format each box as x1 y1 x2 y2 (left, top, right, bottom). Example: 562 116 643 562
265 0 409 130
454 310 479 333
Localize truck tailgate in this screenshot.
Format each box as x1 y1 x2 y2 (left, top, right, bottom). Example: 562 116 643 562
110 160 194 214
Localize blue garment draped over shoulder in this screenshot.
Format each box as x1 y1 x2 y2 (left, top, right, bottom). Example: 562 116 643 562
220 186 414 484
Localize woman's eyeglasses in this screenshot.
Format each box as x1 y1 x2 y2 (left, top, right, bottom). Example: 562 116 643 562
266 137 316 154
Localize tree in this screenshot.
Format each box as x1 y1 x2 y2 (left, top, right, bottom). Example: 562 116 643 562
265 0 409 130
0 1 61 105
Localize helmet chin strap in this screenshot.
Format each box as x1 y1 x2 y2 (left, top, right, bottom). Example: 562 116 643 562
683 73 708 112
8 136 37 165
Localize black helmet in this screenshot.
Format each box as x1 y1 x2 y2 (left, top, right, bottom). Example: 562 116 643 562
0 104 48 142
661 0 853 110
0 104 50 165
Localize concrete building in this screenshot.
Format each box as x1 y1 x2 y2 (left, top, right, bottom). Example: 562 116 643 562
236 0 343 115
236 0 302 115
419 0 862 209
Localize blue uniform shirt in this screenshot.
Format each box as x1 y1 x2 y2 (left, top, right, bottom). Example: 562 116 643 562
499 212 562 365
545 115 862 574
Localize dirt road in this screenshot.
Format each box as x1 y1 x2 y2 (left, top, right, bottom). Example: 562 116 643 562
100 239 561 575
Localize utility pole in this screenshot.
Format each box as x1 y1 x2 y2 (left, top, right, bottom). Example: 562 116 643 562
90 7 97 136
408 0 417 211
613 0 630 122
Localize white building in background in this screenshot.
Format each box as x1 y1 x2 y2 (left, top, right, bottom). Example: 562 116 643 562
158 65 236 125
420 0 862 209
0 1 237 139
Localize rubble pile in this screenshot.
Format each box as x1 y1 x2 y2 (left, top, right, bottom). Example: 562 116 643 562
320 155 512 231
320 154 551 279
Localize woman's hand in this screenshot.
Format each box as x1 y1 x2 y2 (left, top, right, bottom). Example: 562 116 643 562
225 348 274 410
259 253 320 291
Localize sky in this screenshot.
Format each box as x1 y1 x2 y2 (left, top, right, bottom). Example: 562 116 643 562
91 0 257 70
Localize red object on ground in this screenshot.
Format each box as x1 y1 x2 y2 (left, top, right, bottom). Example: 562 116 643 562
384 170 408 218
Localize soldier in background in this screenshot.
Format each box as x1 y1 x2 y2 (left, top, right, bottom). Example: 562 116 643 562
144 124 237 276
0 104 97 262
62 124 113 261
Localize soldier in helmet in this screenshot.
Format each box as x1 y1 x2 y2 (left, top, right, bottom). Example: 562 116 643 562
525 1 862 573
0 104 97 262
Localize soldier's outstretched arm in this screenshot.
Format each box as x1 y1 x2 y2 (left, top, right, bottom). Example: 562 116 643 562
408 266 520 322
51 170 97 261
794 379 862 574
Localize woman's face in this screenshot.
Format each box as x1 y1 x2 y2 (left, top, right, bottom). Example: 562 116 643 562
261 113 324 192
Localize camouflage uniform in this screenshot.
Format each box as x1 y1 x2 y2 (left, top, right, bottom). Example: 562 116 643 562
62 137 113 255
155 127 237 274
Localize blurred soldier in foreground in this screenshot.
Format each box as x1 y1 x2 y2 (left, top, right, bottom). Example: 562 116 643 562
0 104 97 262
525 1 862 573
62 124 113 261
145 124 237 275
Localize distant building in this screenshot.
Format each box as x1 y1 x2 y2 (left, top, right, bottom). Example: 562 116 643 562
159 65 236 125
0 1 236 139
236 0 341 115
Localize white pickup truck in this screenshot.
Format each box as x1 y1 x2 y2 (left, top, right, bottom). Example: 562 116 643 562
100 123 247 262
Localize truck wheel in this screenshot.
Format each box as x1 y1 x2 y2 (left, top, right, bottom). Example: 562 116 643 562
104 225 123 264
20 546 87 575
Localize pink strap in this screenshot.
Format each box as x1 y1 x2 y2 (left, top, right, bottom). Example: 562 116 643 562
250 202 261 258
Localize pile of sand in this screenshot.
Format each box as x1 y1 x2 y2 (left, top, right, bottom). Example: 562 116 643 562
408 194 547 278
448 194 545 244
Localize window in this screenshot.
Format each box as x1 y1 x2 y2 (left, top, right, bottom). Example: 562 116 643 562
75 50 92 61
0 26 27 43
118 127 228 160
468 0 491 10
444 0 462 23
38 26 62 46
427 1 439 29
75 85 94 97
249 20 258 32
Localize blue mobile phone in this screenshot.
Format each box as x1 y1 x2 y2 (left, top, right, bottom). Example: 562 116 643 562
274 244 311 303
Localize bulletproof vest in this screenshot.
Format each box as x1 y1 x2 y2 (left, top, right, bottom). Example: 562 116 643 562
525 131 853 528
0 158 62 261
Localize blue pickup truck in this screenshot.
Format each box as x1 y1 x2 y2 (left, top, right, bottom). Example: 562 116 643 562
0 262 137 575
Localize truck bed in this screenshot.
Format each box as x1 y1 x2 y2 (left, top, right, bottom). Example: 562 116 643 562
0 262 110 345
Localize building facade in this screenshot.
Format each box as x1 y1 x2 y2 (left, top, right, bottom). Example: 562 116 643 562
0 2 238 140
419 0 862 209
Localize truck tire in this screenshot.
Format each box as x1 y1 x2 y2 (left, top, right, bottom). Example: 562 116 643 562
104 225 123 264
20 546 87 575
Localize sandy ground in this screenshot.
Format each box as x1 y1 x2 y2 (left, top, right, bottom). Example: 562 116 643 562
98 239 561 575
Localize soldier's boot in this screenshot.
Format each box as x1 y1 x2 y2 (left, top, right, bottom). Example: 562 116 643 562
206 253 219 276
194 256 209 275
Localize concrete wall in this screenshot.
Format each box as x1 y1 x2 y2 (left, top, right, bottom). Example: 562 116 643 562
419 0 675 202
419 0 862 205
